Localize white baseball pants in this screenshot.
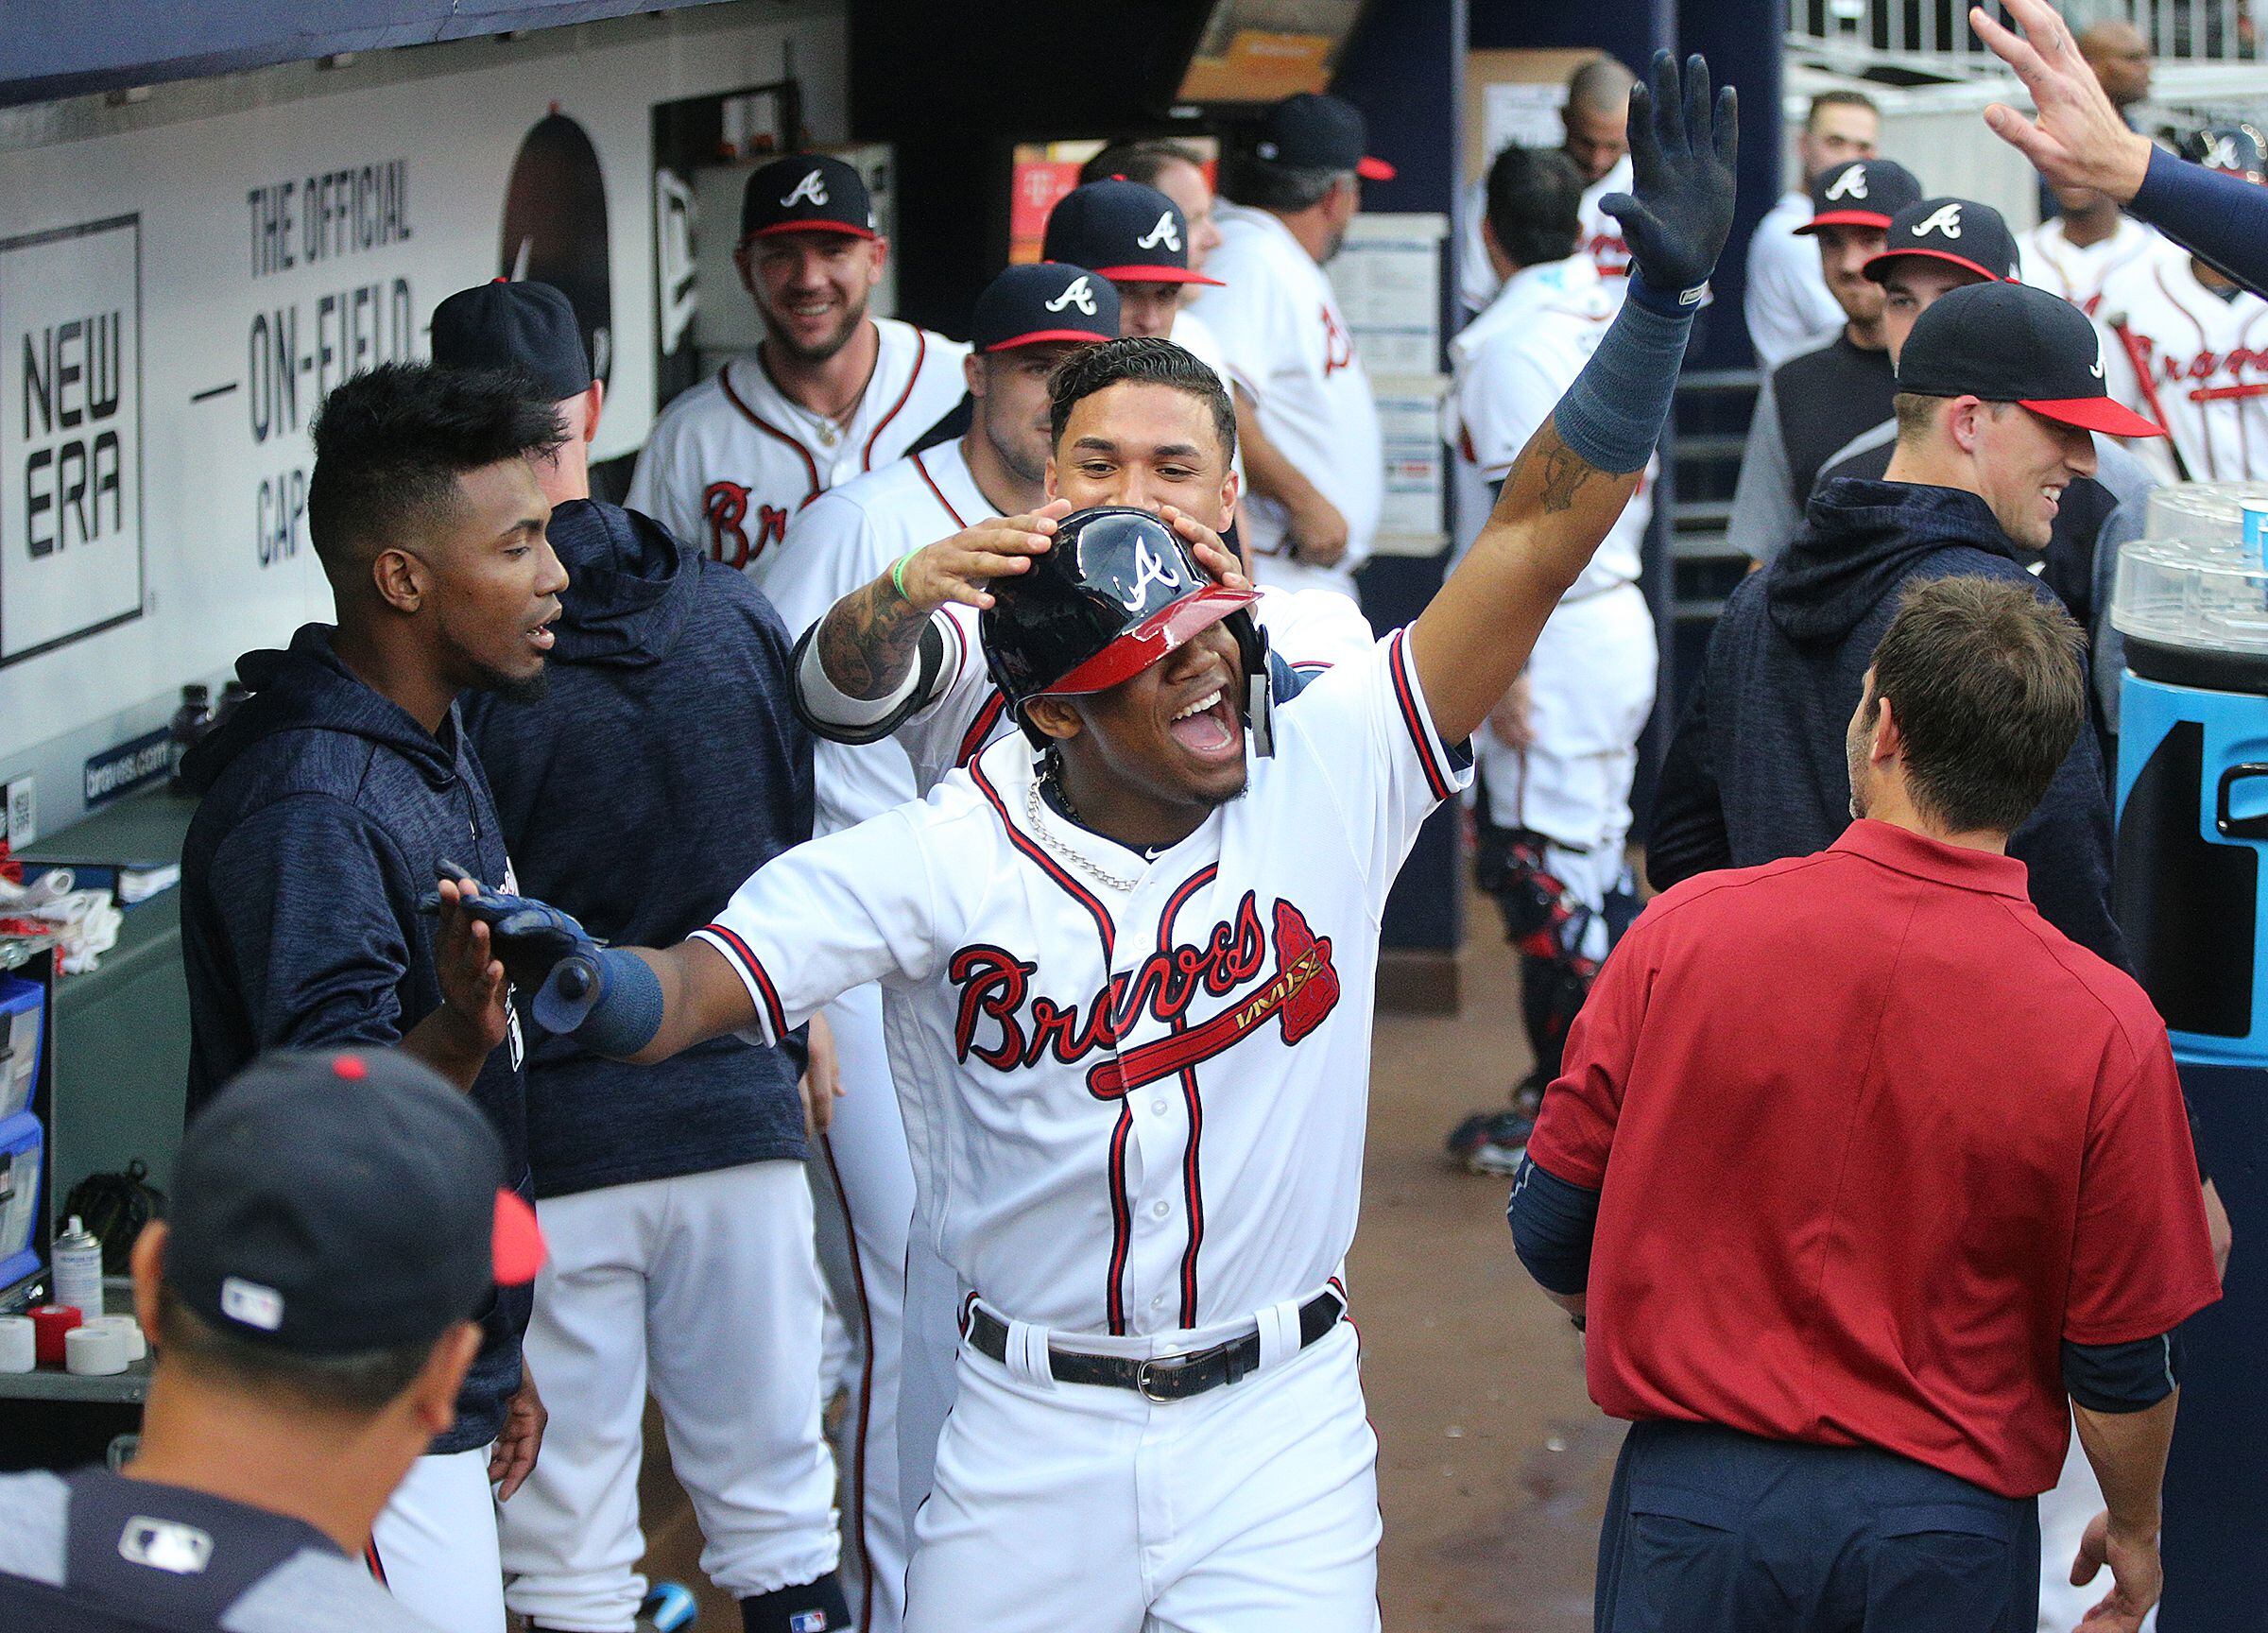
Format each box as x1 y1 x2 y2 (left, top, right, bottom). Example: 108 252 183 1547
372 1445 506 1633
498 1160 840 1632
809 982 917 1633
905 1316 1381 1633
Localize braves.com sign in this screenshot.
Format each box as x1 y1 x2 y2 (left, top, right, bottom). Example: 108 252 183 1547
0 215 143 666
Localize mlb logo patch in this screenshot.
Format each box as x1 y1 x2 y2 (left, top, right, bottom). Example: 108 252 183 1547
790 1612 829 1633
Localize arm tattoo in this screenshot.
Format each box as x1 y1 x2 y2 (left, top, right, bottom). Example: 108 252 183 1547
816 576 931 699
1519 420 1608 515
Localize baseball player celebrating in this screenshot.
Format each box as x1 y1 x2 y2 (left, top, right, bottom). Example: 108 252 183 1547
788 336 1376 1538
434 52 1733 1632
752 261 1120 1633
627 154 968 574
2096 125 2268 483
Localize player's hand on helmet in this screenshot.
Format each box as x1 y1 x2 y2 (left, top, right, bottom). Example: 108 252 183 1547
422 861 600 996
899 501 1073 613
1160 504 1251 592
427 875 510 1057
1600 50 1738 300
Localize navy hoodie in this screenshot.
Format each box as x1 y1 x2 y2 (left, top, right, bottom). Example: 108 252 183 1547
179 624 530 1453
1648 479 2131 971
461 499 814 1199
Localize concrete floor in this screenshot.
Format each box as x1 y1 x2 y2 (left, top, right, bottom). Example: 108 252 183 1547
626 902 1618 1630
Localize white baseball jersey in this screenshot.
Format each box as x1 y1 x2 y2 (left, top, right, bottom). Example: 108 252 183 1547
1456 157 1635 313
2019 215 2159 317
2098 239 2268 482
1167 307 1246 488
768 440 999 834
696 628 1469 1336
1192 204 1383 597
1744 189 1845 370
1444 253 1656 876
1446 253 1650 595
626 318 969 577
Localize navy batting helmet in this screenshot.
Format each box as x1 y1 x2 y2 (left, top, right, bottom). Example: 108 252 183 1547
981 507 1274 752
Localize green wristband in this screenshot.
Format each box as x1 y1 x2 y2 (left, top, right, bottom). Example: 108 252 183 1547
890 549 920 601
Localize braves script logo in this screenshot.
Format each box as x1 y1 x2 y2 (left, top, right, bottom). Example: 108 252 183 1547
782 168 829 207
1121 537 1181 611
948 895 1341 1090
1045 275 1099 316
2122 332 2268 399
1914 202 1964 239
703 481 789 570
1824 164 1868 200
1137 210 1183 253
1322 304 1354 376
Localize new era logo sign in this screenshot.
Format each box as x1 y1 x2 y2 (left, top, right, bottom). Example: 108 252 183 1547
782 169 829 207
1045 275 1099 316
1825 165 1868 200
1137 210 1182 253
1914 202 1964 239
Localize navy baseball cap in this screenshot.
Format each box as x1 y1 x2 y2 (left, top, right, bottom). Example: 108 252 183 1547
1798 158 1923 233
1042 179 1224 287
971 263 1121 352
1251 92 1395 181
740 154 877 242
2186 123 2267 182
165 1050 545 1356
430 279 593 401
1864 198 2020 285
1897 281 2165 438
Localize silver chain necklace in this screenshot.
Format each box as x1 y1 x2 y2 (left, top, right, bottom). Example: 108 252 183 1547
1026 770 1142 893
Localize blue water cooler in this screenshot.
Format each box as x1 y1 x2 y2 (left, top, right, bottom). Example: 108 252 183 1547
2109 529 2266 1628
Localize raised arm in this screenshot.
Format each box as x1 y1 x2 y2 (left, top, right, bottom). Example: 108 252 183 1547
1411 51 1736 744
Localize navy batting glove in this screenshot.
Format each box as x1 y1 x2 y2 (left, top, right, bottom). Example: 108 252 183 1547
420 858 601 993
1601 50 1738 306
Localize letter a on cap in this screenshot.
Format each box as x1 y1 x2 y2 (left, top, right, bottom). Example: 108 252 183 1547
1826 164 1867 199
1045 276 1099 316
782 169 829 207
1915 202 1964 238
1137 211 1182 252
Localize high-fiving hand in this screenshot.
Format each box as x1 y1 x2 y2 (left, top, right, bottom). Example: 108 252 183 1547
1599 50 1739 300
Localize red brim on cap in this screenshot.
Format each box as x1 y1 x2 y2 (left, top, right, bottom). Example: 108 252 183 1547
2020 395 2169 438
1357 156 1396 181
1045 584 1259 696
1796 211 1892 233
743 220 879 243
1864 247 2005 284
984 327 1115 352
493 1190 547 1285
1091 264 1227 287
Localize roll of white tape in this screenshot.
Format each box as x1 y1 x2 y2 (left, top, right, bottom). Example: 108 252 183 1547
93 1315 146 1363
65 1320 128 1377
0 1315 32 1373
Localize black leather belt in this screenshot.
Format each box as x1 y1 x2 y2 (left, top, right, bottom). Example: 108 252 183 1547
964 1289 1345 1402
